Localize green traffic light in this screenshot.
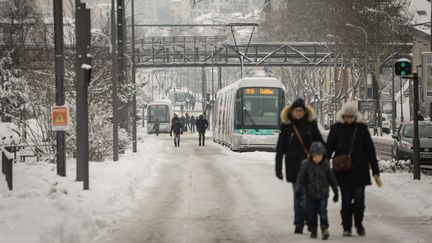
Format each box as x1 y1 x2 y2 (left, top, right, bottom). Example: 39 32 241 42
401 71 406 76
401 62 406 68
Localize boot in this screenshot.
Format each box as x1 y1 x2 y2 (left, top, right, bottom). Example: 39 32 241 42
322 227 329 240
310 227 318 238
294 225 303 234
354 210 366 236
356 224 366 236
343 230 352 237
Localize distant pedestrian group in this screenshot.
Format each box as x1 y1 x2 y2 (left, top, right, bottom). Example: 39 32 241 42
169 113 208 147
276 98 382 240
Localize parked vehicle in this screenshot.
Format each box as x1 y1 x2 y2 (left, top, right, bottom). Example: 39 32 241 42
391 122 432 166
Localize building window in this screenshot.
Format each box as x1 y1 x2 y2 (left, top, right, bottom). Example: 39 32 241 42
417 10 427 16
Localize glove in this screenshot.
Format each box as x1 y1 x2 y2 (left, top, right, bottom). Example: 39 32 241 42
333 193 339 203
374 175 383 188
276 171 283 180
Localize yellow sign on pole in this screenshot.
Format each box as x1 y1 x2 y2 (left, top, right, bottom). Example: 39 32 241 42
51 106 69 131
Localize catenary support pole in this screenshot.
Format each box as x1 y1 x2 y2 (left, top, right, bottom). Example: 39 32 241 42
412 74 421 180
131 0 137 153
54 0 66 177
75 0 83 181
111 0 119 161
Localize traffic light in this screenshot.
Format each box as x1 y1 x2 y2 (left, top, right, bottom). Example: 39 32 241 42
395 58 412 76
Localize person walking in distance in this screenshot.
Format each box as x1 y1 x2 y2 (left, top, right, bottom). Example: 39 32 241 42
296 141 339 240
190 115 196 133
170 114 183 147
196 114 209 146
153 118 160 136
275 98 324 234
185 113 190 132
326 102 382 237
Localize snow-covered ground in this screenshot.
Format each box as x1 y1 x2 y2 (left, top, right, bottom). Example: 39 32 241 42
0 131 164 243
1 131 432 243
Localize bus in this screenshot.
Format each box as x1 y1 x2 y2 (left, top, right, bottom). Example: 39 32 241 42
147 99 174 134
213 77 286 151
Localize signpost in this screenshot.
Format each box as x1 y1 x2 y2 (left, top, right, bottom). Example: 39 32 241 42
51 106 69 131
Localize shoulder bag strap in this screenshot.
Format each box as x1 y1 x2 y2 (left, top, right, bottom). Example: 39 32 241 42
348 125 358 154
292 124 309 157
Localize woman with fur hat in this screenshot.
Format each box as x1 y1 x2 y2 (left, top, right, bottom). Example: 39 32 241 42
326 102 382 237
275 98 324 234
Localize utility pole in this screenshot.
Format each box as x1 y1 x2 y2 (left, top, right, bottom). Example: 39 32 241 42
75 0 83 181
54 0 66 177
131 0 137 153
111 0 119 161
75 3 92 189
218 67 222 90
413 73 421 180
117 0 124 152
201 67 207 113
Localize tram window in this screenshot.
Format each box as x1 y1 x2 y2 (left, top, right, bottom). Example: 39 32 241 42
242 88 281 127
148 105 168 123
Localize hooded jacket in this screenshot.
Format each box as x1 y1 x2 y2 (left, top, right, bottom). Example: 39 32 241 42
275 104 324 183
326 103 380 187
296 142 338 199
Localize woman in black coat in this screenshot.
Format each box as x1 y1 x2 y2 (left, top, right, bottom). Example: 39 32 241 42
326 102 382 237
275 98 324 234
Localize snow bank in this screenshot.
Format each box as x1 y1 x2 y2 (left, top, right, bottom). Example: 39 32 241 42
0 132 164 243
369 172 432 217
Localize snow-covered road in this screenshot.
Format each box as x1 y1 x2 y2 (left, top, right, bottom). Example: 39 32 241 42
103 134 432 243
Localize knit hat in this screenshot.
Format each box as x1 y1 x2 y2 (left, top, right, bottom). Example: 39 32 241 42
291 98 306 110
309 141 327 156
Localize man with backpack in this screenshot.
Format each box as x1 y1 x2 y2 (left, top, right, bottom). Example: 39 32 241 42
195 114 209 146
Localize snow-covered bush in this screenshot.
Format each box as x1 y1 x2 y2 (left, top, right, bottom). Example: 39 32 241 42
379 159 413 173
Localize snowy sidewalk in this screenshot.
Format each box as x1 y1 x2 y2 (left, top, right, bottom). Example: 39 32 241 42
0 135 165 243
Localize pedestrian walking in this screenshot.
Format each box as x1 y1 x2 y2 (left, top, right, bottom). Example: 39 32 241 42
190 115 196 133
185 113 190 132
196 114 208 146
180 114 186 132
326 102 382 237
275 98 324 234
153 118 160 136
170 114 183 147
296 141 339 240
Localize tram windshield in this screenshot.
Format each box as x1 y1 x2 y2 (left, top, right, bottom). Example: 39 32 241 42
148 105 169 123
235 88 283 129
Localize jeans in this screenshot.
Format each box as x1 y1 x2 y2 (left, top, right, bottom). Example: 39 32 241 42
340 186 366 231
174 134 181 147
305 196 329 229
292 184 306 227
199 132 205 146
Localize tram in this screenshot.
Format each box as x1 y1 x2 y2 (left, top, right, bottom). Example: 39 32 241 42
213 77 286 151
147 99 174 134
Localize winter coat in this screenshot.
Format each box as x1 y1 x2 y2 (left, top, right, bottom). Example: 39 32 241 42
190 117 196 126
296 158 338 200
153 120 160 130
275 104 324 183
326 112 380 188
170 117 183 135
196 118 209 133
185 114 191 124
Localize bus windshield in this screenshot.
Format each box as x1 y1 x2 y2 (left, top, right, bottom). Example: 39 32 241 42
148 105 169 123
237 88 283 129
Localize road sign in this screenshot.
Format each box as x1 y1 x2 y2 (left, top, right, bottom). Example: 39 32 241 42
422 52 432 101
51 105 69 131
358 100 377 112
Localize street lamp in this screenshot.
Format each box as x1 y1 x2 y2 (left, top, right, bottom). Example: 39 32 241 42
346 23 368 100
366 8 397 134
